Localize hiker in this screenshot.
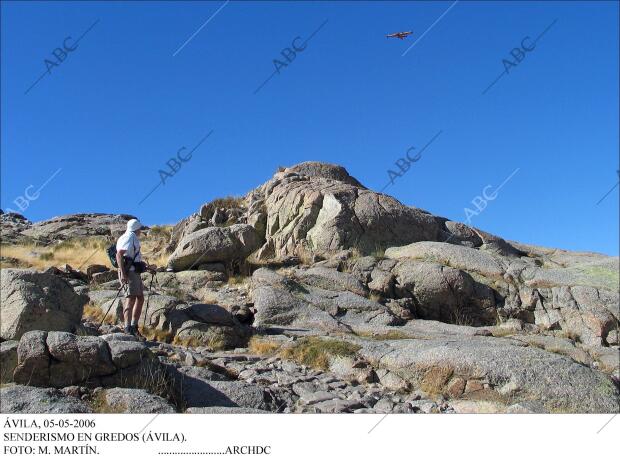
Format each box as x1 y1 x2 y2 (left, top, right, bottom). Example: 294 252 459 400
115 218 154 339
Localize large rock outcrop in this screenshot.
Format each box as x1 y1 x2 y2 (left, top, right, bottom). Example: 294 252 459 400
357 333 619 413
381 241 619 346
163 162 527 266
20 213 135 243
0 211 32 244
283 162 366 187
247 163 445 259
247 235 617 350
175 365 274 411
251 267 401 332
87 275 253 350
0 269 88 340
167 224 262 271
11 331 163 388
0 385 93 413
97 388 175 413
0 212 135 247
2 162 618 415
0 340 18 383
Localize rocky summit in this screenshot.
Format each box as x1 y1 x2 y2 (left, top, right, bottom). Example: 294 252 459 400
1 162 618 414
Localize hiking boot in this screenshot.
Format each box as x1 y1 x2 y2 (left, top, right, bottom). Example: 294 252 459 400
130 325 146 342
124 325 133 335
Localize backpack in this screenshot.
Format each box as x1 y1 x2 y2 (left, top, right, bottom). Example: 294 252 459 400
107 244 119 268
107 236 143 271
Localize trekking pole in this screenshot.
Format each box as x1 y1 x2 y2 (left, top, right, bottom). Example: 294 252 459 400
141 269 157 332
98 282 127 329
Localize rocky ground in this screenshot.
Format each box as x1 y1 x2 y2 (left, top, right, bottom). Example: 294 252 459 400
1 162 618 414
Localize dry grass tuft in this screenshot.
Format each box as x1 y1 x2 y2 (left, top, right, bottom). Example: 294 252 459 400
420 366 454 396
147 225 173 238
1 230 172 273
490 327 518 338
1 238 110 270
172 335 203 348
205 196 245 211
354 330 410 340
173 333 227 351
82 303 117 325
142 225 173 267
557 329 581 343
139 326 174 343
295 244 318 266
451 309 475 327
227 274 247 286
279 337 361 371
110 360 183 411
90 392 126 413
368 247 386 259
248 336 282 355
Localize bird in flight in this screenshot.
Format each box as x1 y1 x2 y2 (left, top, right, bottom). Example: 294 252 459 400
386 31 413 40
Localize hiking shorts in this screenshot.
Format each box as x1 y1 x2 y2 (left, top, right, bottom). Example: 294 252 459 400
126 270 144 297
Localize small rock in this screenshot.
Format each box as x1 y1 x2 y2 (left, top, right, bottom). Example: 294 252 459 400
353 408 377 414
407 390 424 402
185 353 197 366
292 382 317 398
0 385 92 413
298 390 336 405
0 340 18 383
309 398 363 413
60 386 82 398
98 388 175 414
445 377 466 398
505 400 548 413
464 379 485 393
409 400 439 414
373 398 394 413
605 330 618 346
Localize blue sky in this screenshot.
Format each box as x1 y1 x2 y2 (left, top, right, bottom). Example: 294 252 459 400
1 1 618 255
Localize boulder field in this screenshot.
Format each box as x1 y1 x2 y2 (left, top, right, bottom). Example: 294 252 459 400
1 162 618 414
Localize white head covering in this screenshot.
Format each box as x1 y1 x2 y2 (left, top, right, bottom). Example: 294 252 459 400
127 219 142 232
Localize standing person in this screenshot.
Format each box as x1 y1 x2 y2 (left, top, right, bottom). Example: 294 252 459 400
116 218 151 340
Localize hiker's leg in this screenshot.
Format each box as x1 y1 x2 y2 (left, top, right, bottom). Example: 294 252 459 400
132 295 144 325
124 296 136 327
126 271 144 328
